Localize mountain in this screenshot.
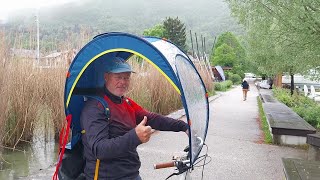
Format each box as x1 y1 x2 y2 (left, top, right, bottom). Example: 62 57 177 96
3 0 243 53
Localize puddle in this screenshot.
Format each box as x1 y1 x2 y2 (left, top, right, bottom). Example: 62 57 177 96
0 106 59 179
0 141 58 179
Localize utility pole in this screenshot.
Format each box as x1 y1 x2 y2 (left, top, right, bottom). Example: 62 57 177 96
195 32 200 60
189 30 194 57
35 9 40 66
203 36 215 81
201 34 204 59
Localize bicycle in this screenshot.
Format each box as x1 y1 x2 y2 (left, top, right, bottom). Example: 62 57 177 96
154 136 211 180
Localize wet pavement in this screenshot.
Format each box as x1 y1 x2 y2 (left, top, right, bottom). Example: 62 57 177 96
25 85 307 180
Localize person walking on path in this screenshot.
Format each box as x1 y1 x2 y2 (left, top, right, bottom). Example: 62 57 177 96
241 80 250 101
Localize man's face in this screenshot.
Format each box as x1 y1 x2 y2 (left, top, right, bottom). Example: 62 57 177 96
104 72 131 97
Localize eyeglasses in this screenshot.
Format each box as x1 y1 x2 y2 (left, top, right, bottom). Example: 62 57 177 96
113 75 131 81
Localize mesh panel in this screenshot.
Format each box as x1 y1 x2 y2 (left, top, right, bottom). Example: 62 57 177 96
175 55 208 163
149 39 187 75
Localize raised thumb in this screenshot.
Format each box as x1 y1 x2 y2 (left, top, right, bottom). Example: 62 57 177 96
139 116 147 126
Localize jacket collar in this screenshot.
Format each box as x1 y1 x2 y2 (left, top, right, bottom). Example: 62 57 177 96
104 87 123 104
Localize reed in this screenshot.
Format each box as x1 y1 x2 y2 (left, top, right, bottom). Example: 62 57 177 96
193 62 214 95
128 57 214 114
0 59 66 147
128 58 182 115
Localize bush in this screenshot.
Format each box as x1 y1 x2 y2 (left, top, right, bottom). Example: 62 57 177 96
214 80 233 91
305 107 320 128
225 72 232 80
273 88 320 129
276 92 295 107
229 73 242 84
294 106 320 128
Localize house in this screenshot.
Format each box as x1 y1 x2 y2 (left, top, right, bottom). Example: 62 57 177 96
40 49 77 68
10 48 40 59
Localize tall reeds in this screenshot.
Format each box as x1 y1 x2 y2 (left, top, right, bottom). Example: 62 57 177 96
193 61 214 94
0 59 66 148
128 57 214 114
128 59 182 115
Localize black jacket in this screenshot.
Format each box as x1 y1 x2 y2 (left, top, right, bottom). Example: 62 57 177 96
241 81 249 89
80 90 188 179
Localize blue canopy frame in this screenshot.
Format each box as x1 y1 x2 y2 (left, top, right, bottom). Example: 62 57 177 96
64 32 209 166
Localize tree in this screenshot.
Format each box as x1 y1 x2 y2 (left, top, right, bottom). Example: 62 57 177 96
226 0 320 93
211 32 248 77
212 43 236 67
143 24 165 38
215 32 245 58
163 17 187 51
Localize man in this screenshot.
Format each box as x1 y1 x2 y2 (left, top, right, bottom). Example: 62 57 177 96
241 79 250 101
80 57 188 180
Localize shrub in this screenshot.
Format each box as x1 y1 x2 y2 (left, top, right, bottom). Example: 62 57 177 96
229 73 242 84
214 80 233 91
294 106 320 128
225 72 232 80
273 88 320 129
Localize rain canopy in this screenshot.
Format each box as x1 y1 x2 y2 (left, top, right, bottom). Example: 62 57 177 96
64 32 209 165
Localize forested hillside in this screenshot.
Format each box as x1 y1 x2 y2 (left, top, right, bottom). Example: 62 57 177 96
3 0 242 53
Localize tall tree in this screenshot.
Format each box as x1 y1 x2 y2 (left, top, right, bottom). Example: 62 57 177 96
163 17 187 51
211 32 248 76
212 32 246 63
226 0 320 91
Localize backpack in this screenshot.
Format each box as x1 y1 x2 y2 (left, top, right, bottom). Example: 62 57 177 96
53 95 110 180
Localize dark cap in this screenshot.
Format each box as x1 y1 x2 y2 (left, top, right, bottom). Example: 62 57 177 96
106 57 134 73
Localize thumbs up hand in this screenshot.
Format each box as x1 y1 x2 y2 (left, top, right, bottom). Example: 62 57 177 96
135 116 152 143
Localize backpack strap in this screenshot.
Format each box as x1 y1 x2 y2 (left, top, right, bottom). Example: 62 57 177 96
53 114 72 180
83 96 132 179
86 95 110 119
53 95 111 180
84 95 110 180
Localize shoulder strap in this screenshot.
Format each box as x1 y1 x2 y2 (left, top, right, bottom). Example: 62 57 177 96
84 95 109 180
86 95 110 119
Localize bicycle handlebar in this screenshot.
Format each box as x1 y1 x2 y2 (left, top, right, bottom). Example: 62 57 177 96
154 161 175 169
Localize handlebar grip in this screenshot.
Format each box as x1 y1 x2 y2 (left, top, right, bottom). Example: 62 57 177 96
153 161 175 169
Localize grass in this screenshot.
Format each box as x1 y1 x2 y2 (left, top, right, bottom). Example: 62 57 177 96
257 97 273 144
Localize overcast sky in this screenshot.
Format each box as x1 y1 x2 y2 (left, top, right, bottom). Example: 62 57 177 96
0 0 77 22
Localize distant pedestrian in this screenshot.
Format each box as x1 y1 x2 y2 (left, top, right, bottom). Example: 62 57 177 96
241 80 250 101
268 78 273 89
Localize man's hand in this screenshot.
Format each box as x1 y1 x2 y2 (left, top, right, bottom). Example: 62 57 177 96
135 116 152 143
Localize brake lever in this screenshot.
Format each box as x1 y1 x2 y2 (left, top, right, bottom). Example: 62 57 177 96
183 145 189 152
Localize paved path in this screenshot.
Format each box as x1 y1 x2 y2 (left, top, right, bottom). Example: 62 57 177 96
26 85 307 179
138 85 307 180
